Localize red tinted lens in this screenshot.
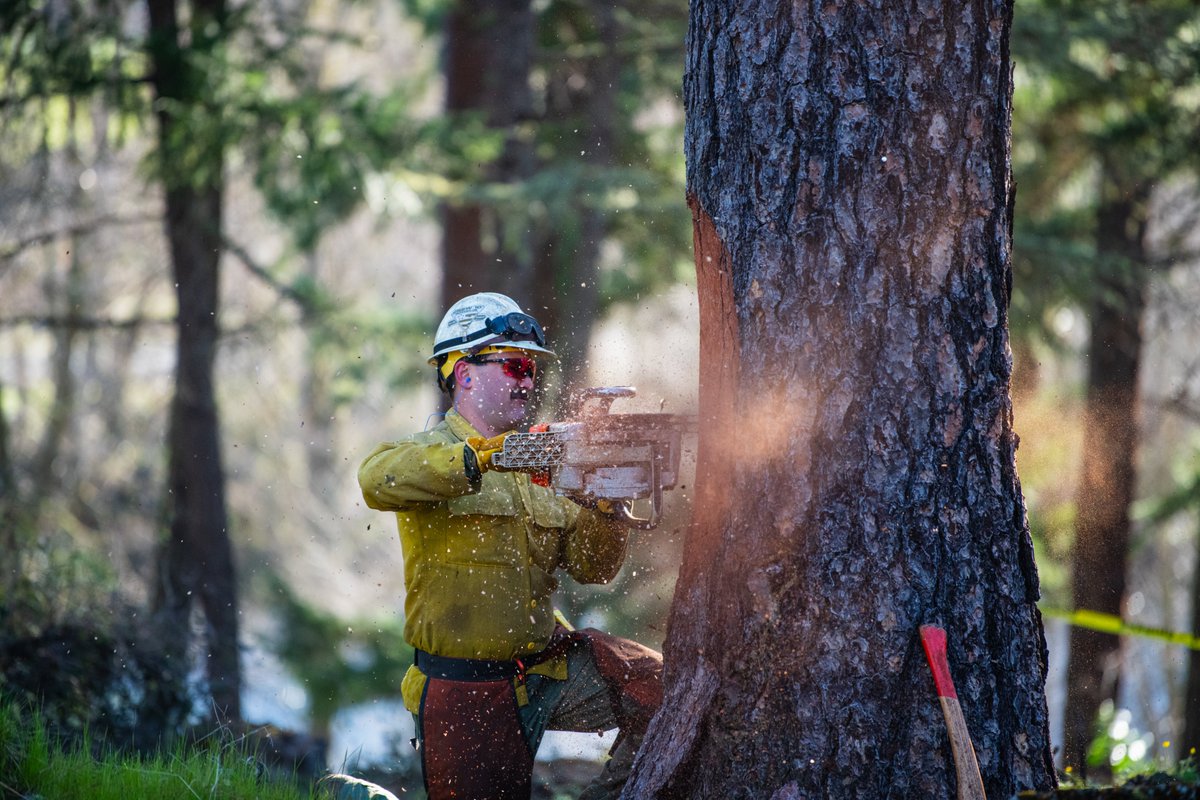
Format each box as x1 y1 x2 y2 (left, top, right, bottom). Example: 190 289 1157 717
500 357 536 380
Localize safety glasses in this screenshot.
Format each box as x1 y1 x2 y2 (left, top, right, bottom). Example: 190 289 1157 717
471 356 537 381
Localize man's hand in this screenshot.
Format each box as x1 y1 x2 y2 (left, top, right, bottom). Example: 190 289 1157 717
466 432 514 473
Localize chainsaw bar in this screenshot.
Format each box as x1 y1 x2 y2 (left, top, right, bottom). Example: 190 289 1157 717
493 431 567 471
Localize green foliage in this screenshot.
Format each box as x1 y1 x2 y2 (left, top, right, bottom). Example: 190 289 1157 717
0 578 193 753
248 87 417 252
315 303 432 407
0 700 328 800
1087 701 1158 779
530 1 692 308
1 1 431 255
387 0 692 308
1 2 151 156
1023 765 1200 797
1010 0 1200 342
1135 446 1200 525
265 576 412 734
0 529 194 751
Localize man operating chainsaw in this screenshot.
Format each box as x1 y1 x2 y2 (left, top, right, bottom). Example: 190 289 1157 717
358 291 662 800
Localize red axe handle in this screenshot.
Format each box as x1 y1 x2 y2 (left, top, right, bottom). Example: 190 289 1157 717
920 625 987 800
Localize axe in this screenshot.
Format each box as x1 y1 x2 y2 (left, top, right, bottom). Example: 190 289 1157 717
920 625 987 800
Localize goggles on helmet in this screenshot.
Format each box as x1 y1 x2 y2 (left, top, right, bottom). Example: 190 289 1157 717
432 312 546 355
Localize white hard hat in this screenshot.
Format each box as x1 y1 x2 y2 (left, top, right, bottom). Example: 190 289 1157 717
429 292 556 364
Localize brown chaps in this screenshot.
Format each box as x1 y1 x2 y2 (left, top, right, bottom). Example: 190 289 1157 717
417 628 662 800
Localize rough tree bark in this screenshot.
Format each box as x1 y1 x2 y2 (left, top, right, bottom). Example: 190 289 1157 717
623 2 1054 798
440 0 537 310
1061 166 1150 777
147 0 241 721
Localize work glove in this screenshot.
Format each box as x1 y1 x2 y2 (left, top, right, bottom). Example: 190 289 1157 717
465 432 514 475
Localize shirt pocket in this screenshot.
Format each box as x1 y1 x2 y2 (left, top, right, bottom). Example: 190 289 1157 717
524 483 570 528
522 483 572 569
443 480 522 567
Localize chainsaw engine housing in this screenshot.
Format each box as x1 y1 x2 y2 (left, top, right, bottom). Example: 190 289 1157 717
492 388 694 529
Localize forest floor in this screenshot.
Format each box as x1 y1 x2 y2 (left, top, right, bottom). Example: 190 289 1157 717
337 758 602 798
1018 770 1200 799
343 765 1200 800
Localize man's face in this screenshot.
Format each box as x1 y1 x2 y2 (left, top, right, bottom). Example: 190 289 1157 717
454 352 538 436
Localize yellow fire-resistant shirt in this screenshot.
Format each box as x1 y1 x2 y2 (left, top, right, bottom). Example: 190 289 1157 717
358 410 629 709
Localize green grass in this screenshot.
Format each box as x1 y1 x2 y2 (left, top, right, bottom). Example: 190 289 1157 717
0 701 327 800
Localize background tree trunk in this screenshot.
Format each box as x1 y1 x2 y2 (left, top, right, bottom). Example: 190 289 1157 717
147 0 241 722
29 107 87 525
440 0 537 309
624 2 1055 798
531 0 621 400
1184 529 1200 753
0 379 15 576
1061 167 1150 777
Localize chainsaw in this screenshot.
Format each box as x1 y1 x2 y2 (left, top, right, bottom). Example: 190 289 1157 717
494 387 696 529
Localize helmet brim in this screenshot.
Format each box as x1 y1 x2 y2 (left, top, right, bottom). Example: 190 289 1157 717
428 338 557 366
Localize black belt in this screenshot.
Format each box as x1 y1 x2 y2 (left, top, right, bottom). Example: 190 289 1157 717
415 650 523 681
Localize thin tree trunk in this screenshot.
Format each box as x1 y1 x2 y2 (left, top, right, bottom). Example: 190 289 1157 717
301 252 336 493
147 0 241 722
1185 526 1200 753
0 378 16 585
1061 172 1150 777
624 2 1053 798
29 251 81 508
31 103 87 516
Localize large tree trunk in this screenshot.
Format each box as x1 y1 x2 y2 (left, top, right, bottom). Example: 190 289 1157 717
440 0 537 310
147 0 241 722
1060 169 1150 777
624 2 1054 798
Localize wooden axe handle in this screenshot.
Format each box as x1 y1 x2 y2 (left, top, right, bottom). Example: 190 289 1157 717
920 625 987 800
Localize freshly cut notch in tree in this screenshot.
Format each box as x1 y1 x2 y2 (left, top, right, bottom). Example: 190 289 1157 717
622 1 1056 798
920 625 987 800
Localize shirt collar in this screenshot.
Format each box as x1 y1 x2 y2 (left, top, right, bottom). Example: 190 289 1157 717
444 408 482 442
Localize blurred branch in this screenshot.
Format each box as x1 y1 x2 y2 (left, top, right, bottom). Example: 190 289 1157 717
1148 250 1200 271
0 315 300 342
1149 393 1200 425
0 213 159 268
0 315 174 330
222 235 320 314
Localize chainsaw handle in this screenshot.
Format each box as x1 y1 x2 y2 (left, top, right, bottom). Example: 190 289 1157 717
572 386 637 417
610 453 664 530
613 500 660 531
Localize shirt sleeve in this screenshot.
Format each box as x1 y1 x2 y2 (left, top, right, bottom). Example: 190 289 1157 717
358 438 477 511
559 505 630 584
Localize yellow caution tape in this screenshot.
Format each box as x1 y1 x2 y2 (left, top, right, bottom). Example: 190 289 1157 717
1040 606 1200 650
